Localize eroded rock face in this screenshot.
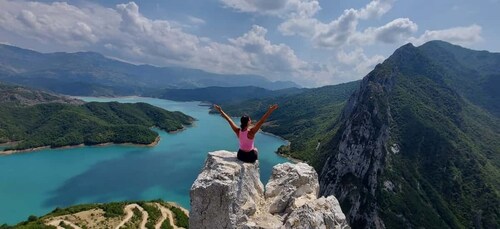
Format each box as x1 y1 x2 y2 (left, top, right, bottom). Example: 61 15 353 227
189 151 264 229
189 150 350 229
318 67 395 229
265 162 319 214
284 196 349 229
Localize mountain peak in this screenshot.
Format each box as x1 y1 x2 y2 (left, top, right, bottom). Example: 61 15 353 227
319 39 500 228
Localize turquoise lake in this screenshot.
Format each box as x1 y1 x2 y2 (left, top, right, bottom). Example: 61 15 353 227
0 97 289 225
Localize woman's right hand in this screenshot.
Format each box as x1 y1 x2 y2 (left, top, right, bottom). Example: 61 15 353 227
268 104 278 112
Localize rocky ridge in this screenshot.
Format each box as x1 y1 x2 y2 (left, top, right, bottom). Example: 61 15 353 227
189 150 350 229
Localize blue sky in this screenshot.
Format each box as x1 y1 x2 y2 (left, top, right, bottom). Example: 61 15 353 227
0 0 498 87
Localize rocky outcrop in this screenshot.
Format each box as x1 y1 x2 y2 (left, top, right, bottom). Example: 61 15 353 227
190 150 350 229
189 150 264 228
318 63 395 229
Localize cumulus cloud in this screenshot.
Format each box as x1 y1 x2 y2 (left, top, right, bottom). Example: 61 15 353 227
408 24 482 46
0 1 108 47
356 0 394 19
220 0 320 18
222 0 484 85
0 0 333 86
221 0 287 12
336 48 385 75
229 25 305 72
312 9 359 48
352 18 418 45
278 0 417 49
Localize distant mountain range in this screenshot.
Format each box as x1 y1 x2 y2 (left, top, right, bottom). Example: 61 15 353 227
220 41 500 228
0 44 300 96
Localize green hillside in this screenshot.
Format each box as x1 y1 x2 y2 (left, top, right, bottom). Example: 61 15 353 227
318 42 500 228
0 200 188 229
149 86 305 104
218 81 359 166
0 84 194 151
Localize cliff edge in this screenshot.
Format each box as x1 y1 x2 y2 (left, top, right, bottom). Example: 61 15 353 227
190 150 350 229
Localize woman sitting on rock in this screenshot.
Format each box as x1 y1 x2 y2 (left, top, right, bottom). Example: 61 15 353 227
214 104 278 163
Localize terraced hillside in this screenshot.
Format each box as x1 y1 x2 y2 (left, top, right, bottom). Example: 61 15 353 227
1 200 189 229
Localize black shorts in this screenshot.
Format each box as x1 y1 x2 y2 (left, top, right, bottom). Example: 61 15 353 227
237 149 258 163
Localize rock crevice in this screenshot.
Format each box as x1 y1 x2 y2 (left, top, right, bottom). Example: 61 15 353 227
190 150 350 229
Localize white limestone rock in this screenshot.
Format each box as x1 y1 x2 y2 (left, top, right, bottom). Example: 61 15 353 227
265 162 319 214
189 150 264 229
283 196 350 229
189 150 350 229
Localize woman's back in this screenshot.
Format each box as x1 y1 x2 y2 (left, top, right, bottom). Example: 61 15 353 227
238 129 255 152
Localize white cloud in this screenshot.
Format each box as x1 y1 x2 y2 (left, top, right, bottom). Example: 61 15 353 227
228 25 307 73
220 0 287 12
221 0 485 85
278 0 416 48
0 0 486 87
353 18 418 45
371 18 418 43
312 9 359 48
187 16 206 25
356 0 394 19
220 0 320 18
0 0 333 87
408 24 482 46
336 48 385 76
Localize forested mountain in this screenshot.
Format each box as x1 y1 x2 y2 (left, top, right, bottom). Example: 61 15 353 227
0 84 194 151
0 44 299 96
318 41 499 228
221 41 499 228
217 81 360 166
418 41 500 116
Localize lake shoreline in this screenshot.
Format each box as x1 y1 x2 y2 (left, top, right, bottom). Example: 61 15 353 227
0 96 290 225
0 136 161 156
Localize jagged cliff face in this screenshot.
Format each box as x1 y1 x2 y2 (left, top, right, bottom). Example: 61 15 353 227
319 59 396 229
189 151 350 229
318 42 500 228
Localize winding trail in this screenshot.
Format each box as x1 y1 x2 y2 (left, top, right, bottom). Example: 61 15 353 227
114 204 149 229
46 219 82 229
44 202 185 229
154 203 180 229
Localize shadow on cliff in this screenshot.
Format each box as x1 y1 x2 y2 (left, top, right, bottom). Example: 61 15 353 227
42 148 201 208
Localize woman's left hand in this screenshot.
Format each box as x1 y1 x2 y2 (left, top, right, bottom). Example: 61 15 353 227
214 104 222 112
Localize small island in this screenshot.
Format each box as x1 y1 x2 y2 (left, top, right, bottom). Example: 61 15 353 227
0 83 194 154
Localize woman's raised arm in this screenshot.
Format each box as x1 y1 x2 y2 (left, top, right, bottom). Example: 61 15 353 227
249 104 278 135
214 104 239 135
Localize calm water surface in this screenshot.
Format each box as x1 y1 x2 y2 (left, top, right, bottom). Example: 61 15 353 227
0 97 288 225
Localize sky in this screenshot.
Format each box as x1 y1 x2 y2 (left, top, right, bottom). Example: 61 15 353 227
0 0 498 87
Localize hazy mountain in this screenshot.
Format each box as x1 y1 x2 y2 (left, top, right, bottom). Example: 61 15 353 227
0 44 300 96
0 82 83 106
319 41 499 228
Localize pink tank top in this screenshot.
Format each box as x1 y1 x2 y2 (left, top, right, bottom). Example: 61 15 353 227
239 129 255 151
